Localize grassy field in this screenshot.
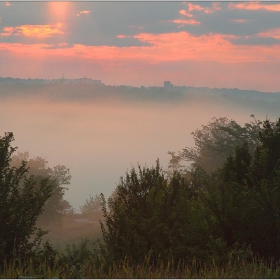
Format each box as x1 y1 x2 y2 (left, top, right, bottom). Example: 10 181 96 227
2 255 280 278
40 212 104 250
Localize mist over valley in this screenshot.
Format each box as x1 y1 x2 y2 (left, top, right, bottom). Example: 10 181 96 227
0 81 279 209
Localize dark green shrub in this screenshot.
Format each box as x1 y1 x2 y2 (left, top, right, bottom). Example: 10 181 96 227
100 160 211 265
202 118 280 260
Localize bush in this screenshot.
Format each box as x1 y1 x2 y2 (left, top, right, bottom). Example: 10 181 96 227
100 160 210 265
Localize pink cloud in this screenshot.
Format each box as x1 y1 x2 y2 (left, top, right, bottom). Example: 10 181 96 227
257 28 280 39
130 32 280 63
229 2 280 12
168 19 200 25
1 27 14 37
187 3 220 14
212 3 221 11
1 31 280 65
116 34 129 39
76 10 90 17
231 19 246 23
1 31 280 91
179 10 193 17
188 3 205 12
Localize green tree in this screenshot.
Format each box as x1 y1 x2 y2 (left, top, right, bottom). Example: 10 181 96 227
201 118 280 260
164 151 188 179
248 118 280 259
99 117 280 266
0 132 53 262
60 199 74 215
174 116 261 173
11 152 71 226
80 194 102 214
100 160 208 265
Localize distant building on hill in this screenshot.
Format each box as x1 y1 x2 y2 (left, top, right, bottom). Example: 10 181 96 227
164 81 173 90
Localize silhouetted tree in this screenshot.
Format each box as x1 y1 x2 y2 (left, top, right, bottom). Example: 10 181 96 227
0 132 53 263
202 118 280 260
100 160 208 265
174 116 261 173
60 199 74 215
80 194 102 214
164 151 187 179
11 152 71 226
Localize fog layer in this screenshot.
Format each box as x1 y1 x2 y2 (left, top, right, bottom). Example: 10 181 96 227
0 85 278 209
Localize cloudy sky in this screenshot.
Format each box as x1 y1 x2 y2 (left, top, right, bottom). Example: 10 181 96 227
1 1 280 91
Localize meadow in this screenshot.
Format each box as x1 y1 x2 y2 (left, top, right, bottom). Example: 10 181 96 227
40 212 104 251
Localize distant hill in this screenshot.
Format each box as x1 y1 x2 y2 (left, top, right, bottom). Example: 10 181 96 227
0 77 280 107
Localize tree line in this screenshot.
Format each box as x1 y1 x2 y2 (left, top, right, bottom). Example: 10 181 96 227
100 116 280 265
1 115 280 269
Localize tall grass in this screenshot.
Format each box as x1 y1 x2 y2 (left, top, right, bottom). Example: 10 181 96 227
2 253 280 278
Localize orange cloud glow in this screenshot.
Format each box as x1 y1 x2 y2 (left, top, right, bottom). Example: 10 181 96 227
188 3 205 11
1 31 280 71
258 28 280 39
171 19 200 25
132 32 280 63
116 34 129 39
1 31 280 92
1 27 14 37
179 10 193 17
187 3 220 14
0 31 280 86
0 24 64 38
232 19 246 23
77 10 90 16
229 2 280 12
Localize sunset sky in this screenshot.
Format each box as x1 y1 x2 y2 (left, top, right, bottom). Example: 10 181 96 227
1 1 280 91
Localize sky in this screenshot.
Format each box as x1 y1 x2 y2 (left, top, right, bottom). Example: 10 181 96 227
1 1 280 91
1 1 280 210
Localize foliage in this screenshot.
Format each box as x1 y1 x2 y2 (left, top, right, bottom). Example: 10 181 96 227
101 117 280 266
164 151 187 179
173 115 262 173
0 132 53 263
201 118 280 260
11 152 72 226
80 194 102 214
100 160 211 265
59 199 74 215
3 116 280 278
